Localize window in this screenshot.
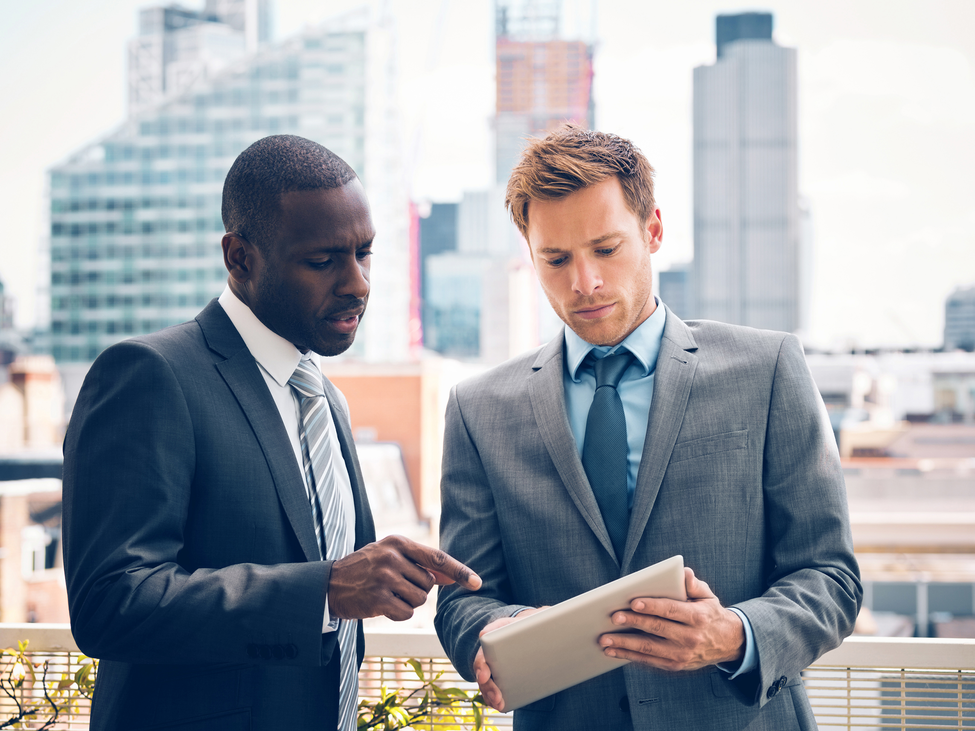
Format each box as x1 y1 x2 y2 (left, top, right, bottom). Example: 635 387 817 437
22 526 59 576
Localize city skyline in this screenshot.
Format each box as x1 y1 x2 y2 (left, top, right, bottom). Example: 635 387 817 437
2 0 974 351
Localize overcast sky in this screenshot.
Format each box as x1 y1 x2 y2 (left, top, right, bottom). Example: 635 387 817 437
1 0 973 350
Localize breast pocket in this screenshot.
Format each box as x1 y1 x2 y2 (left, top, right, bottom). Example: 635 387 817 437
669 430 748 465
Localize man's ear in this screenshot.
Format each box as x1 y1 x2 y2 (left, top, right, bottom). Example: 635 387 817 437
222 233 253 284
646 209 663 253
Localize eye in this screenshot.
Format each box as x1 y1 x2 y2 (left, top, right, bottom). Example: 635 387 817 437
596 245 619 256
356 248 373 261
307 260 332 270
547 256 567 268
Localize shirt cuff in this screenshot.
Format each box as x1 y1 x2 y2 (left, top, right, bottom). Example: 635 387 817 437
323 598 337 633
716 607 756 678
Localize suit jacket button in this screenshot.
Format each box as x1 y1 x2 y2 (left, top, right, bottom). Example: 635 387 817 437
285 644 298 659
777 676 788 690
766 685 778 699
247 644 259 659
619 695 629 713
259 645 272 660
272 644 284 660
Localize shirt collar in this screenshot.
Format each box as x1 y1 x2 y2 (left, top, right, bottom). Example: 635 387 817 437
565 298 667 382
218 285 320 387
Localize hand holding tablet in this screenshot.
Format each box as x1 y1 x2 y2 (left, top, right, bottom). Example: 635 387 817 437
477 555 687 712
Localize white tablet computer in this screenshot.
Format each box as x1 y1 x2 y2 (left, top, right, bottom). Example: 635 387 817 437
478 555 686 711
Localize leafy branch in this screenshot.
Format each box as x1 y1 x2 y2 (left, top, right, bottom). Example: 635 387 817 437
0 640 95 729
357 659 497 731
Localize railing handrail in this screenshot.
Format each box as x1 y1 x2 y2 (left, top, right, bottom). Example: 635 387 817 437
2 624 974 671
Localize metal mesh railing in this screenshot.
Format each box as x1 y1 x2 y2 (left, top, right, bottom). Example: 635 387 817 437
805 667 975 729
0 626 970 730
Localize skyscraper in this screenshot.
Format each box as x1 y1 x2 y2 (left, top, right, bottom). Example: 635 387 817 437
494 0 594 183
692 12 800 333
48 7 409 370
127 0 271 116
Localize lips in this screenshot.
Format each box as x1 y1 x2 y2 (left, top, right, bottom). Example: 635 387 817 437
574 303 615 320
324 307 364 334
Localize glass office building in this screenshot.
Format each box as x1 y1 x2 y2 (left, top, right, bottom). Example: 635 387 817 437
48 8 408 365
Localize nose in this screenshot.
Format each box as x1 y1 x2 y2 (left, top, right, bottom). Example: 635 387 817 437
571 257 602 296
336 256 370 299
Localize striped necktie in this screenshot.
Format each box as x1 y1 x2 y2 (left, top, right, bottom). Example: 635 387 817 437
289 358 358 731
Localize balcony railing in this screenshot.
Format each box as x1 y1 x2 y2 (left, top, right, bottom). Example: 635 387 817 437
0 625 971 729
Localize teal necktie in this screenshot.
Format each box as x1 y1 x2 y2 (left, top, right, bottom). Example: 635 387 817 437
581 351 634 561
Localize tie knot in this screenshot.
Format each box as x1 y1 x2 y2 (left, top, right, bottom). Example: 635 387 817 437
591 350 633 390
289 359 326 399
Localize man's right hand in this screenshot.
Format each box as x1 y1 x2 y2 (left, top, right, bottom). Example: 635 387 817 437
328 535 481 621
474 607 548 712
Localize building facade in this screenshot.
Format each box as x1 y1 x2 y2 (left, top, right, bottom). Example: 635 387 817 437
944 285 975 351
420 0 593 363
659 265 692 321
692 12 801 333
494 0 594 183
48 7 409 369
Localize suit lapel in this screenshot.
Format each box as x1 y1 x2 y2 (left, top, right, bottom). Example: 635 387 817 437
623 311 699 569
197 302 323 563
528 332 619 561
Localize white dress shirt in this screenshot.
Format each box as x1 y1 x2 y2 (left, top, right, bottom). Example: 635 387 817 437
218 286 355 631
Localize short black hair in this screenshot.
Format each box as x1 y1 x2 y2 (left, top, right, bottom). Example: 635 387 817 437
222 135 358 252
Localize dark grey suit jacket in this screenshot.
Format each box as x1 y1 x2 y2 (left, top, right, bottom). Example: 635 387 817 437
436 310 861 731
62 300 376 731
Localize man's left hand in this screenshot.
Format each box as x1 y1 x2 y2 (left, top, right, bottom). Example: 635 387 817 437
598 567 745 672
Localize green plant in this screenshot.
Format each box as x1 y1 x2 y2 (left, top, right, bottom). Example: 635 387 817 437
356 659 497 731
0 640 95 729
0 648 494 731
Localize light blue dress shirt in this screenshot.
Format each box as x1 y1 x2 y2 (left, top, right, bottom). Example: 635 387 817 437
561 299 757 678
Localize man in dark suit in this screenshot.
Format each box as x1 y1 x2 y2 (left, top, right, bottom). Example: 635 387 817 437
435 126 861 730
63 135 479 731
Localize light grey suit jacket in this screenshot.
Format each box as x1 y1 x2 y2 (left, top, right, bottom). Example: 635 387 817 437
436 310 861 731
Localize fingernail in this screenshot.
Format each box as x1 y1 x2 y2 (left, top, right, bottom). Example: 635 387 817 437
613 613 625 625
634 601 644 611
602 636 614 646
606 649 616 657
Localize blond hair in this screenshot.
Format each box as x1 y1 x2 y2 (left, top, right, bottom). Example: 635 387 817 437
505 125 656 240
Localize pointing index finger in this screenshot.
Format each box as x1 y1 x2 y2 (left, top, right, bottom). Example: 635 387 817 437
406 542 482 591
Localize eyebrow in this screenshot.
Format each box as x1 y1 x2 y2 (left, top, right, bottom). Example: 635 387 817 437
535 230 627 255
301 237 375 255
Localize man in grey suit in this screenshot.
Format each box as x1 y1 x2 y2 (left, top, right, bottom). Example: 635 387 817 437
435 126 861 730
63 135 478 731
